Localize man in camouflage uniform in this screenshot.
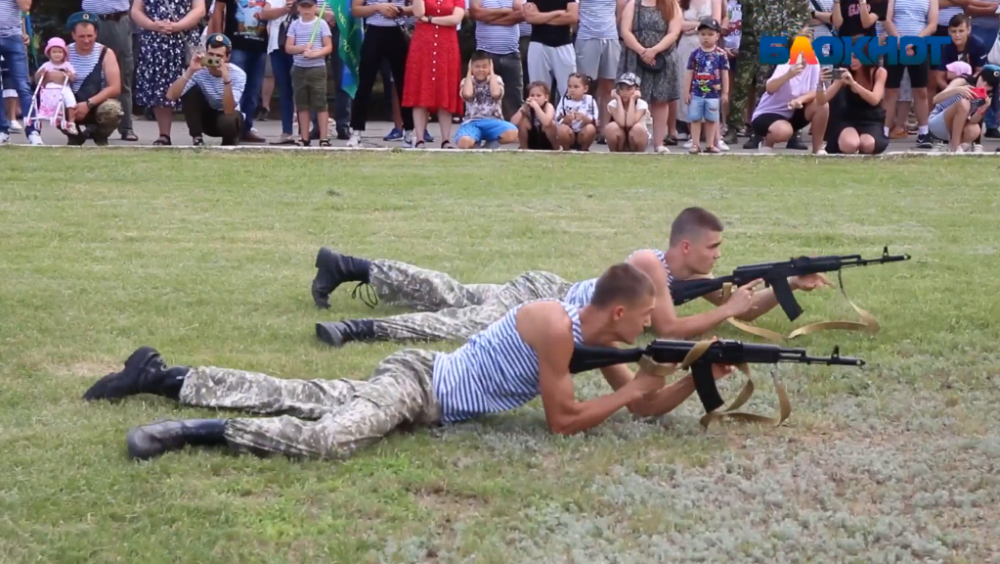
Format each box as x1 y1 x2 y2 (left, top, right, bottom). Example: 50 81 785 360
724 0 811 148
81 264 710 462
61 12 125 146
311 208 829 347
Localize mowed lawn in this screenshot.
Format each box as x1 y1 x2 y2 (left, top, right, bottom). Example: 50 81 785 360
2 148 1000 563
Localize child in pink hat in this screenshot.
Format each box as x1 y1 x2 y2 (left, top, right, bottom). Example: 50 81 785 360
31 37 79 134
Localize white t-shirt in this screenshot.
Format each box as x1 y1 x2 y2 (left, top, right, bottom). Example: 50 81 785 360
267 0 290 54
608 97 649 113
556 94 599 132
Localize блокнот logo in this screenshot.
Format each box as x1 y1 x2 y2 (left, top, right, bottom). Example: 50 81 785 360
760 35 951 66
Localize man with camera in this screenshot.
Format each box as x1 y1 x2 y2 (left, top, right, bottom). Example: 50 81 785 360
165 33 248 146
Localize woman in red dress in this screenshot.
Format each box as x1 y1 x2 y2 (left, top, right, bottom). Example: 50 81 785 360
402 0 466 148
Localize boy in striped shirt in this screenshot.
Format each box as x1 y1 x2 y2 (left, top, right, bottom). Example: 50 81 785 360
284 0 334 146
83 264 738 461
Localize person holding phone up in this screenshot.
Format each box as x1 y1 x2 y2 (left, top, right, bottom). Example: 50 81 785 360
165 33 248 146
748 54 830 154
816 50 890 154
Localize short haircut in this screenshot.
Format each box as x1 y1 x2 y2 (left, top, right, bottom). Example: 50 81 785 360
470 50 491 63
949 13 971 27
590 263 655 309
669 207 724 246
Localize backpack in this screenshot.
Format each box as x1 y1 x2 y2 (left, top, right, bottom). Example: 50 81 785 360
278 6 299 54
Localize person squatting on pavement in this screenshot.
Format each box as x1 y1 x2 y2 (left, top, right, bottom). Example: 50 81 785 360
63 11 126 145
313 207 832 347
82 263 736 462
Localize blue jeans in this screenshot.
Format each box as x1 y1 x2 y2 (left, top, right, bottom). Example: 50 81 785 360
269 50 294 135
229 49 267 135
0 35 36 136
971 25 1000 130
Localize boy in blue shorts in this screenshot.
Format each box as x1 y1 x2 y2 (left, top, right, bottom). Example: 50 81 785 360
454 50 519 150
683 17 729 154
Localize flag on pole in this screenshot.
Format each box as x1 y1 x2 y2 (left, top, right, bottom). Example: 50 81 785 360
333 0 362 98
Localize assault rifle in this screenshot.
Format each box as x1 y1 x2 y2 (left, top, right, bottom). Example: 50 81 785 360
668 246 911 321
569 339 865 414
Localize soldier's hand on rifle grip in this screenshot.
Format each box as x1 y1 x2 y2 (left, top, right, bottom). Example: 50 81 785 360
712 364 736 381
791 273 833 291
634 355 674 394
723 278 763 317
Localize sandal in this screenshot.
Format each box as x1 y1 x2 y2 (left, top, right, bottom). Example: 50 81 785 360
121 130 138 141
192 136 205 146
295 138 310 147
441 141 452 149
688 146 701 154
319 139 331 147
411 140 426 149
152 135 171 146
706 146 721 154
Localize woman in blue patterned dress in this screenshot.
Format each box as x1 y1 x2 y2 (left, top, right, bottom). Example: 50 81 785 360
131 0 206 145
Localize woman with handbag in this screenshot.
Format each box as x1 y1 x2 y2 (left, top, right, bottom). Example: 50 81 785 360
346 0 417 147
618 0 683 153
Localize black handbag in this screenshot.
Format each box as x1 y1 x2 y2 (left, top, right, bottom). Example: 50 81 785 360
637 51 666 73
277 7 299 54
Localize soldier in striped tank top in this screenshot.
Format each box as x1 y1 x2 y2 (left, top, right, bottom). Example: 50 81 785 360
62 12 126 146
313 207 829 346
85 264 728 462
313 208 829 347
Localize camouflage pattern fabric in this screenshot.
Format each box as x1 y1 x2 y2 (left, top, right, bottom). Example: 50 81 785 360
178 348 441 460
369 259 574 313
728 0 759 132
727 0 811 132
373 301 512 343
65 99 123 145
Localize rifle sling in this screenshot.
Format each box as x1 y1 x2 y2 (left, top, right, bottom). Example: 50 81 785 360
675 339 791 429
720 270 880 342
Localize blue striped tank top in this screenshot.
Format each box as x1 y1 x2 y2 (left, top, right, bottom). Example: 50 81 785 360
68 43 106 94
930 92 965 118
891 0 930 37
937 5 962 27
562 249 673 307
432 300 583 424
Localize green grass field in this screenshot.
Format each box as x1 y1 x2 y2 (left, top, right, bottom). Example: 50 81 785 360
2 149 999 563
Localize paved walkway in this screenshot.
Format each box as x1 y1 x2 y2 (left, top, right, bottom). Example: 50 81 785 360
8 116 1000 154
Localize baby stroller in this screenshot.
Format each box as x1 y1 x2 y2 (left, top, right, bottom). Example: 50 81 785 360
24 73 72 133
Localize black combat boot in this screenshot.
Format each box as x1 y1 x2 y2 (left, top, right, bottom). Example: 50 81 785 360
82 346 190 402
315 319 379 347
311 247 374 309
126 419 229 460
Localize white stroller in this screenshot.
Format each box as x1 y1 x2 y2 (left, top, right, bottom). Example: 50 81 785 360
24 73 77 135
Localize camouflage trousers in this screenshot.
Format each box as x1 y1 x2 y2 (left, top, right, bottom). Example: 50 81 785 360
65 99 124 145
368 259 574 342
177 348 442 460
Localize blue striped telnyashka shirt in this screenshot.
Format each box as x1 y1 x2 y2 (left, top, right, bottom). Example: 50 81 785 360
81 0 130 14
519 22 531 37
562 249 673 307
180 64 249 112
433 300 583 424
575 0 618 41
68 42 107 93
475 0 520 55
930 92 965 119
287 17 332 68
891 0 930 37
365 0 407 27
0 0 21 38
937 5 962 27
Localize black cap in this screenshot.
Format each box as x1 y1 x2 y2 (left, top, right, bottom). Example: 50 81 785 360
697 16 721 33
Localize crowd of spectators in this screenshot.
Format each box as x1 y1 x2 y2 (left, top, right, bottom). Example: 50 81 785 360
2 0 1000 153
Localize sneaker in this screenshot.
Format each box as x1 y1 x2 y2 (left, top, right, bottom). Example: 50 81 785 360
655 145 670 154
683 140 693 149
9 119 23 133
383 127 404 141
717 139 730 152
27 131 43 145
973 142 984 153
0 132 9 145
347 131 362 147
423 130 434 143
758 145 775 154
915 133 934 149
984 127 1000 138
403 130 414 144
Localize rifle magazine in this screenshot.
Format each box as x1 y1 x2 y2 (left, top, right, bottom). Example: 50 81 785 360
720 272 881 342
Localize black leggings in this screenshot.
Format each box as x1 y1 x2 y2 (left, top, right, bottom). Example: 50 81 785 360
350 25 414 132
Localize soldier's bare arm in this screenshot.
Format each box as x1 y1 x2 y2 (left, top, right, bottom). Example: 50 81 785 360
518 302 651 435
